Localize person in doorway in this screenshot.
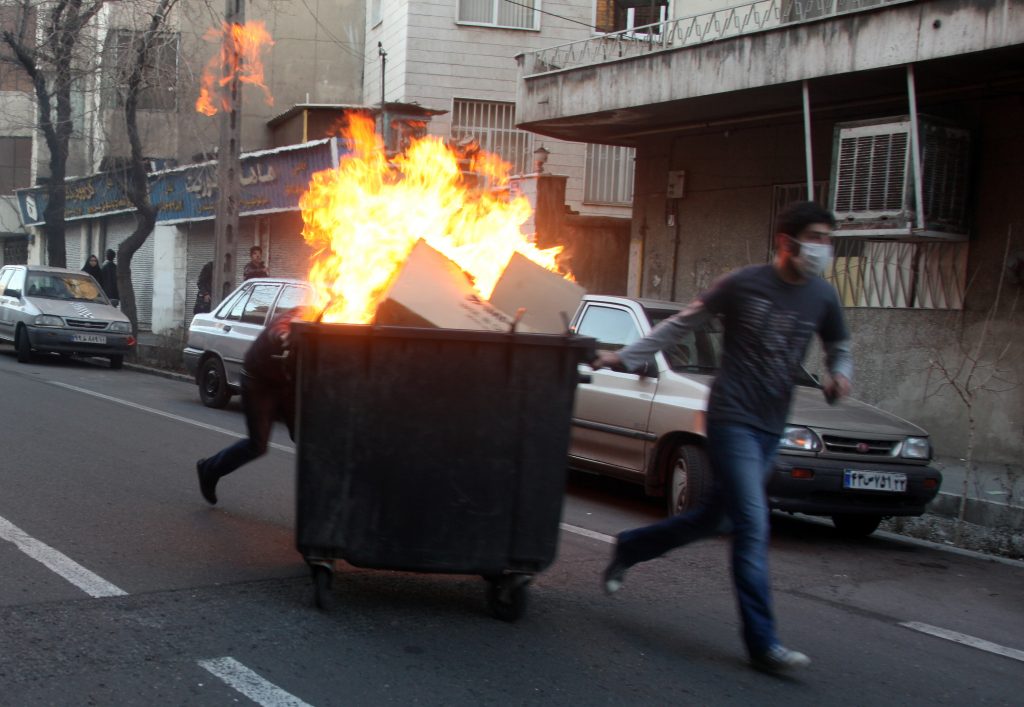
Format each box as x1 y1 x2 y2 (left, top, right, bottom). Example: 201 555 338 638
193 261 213 315
196 309 308 504
82 254 102 282
100 248 119 305
594 201 853 674
243 245 269 280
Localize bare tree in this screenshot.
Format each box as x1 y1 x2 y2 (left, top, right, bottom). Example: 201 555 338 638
109 0 180 337
925 226 1022 535
1 0 107 267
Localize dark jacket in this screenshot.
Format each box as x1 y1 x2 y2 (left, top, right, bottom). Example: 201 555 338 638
243 260 269 280
194 261 213 314
100 260 119 300
242 314 296 386
82 261 103 282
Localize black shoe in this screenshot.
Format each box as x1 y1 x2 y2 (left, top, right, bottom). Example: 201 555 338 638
196 459 218 505
750 645 811 673
602 545 629 595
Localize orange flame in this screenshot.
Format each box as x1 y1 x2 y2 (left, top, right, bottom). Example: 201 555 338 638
195 20 275 116
300 114 569 324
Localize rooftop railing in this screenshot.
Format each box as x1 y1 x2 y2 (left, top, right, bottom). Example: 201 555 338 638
522 0 913 77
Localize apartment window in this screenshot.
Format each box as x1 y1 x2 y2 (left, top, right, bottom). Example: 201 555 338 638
103 29 179 111
0 137 32 195
371 0 382 26
451 99 534 175
595 0 667 34
769 184 966 309
584 144 634 205
458 0 538 30
0 4 36 92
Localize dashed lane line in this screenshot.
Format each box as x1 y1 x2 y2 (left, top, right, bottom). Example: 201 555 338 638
900 622 1024 663
560 522 614 544
47 381 295 454
199 657 314 707
0 515 127 598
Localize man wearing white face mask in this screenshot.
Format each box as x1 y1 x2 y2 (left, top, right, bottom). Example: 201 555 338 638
592 201 852 674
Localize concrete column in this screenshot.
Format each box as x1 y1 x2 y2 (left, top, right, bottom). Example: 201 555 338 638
150 223 187 334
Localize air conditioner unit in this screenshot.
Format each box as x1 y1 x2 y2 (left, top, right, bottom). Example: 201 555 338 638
829 116 970 240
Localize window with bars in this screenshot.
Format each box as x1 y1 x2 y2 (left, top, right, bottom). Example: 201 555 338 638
451 99 534 175
769 183 967 310
102 29 179 111
595 0 668 34
0 137 32 195
584 143 635 205
458 0 538 29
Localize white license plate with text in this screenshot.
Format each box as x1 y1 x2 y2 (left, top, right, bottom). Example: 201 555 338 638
72 334 107 344
843 470 907 493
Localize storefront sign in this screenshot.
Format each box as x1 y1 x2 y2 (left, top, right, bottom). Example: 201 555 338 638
16 138 340 227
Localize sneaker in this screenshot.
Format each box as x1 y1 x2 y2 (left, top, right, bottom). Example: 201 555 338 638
196 459 218 505
602 547 629 595
750 645 811 673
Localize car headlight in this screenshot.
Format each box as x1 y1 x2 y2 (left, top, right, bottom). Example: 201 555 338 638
109 321 131 333
779 426 822 452
901 436 931 460
33 314 64 327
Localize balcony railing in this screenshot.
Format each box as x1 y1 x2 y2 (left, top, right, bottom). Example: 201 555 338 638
522 0 913 77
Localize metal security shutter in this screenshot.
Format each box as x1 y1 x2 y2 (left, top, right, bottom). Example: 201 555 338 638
832 121 910 220
66 235 83 272
106 217 154 331
267 212 309 279
185 222 214 327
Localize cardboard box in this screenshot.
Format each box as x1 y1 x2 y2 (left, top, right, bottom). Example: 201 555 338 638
489 252 585 335
374 240 523 331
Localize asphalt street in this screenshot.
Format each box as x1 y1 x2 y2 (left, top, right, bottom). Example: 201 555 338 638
1 349 1022 705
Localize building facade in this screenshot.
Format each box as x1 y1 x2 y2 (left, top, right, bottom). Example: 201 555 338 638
515 0 1024 468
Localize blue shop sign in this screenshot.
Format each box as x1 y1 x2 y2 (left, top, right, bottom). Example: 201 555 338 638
16 138 341 227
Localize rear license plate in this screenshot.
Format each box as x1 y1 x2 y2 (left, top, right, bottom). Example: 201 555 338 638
843 470 907 493
71 334 107 344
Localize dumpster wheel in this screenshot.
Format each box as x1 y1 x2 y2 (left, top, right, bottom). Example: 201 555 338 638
308 561 334 611
485 574 531 622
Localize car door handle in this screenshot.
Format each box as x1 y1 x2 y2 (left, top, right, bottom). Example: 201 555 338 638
578 373 592 384
223 325 232 333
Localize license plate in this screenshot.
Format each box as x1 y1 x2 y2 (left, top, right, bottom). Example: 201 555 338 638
72 334 107 344
843 470 907 493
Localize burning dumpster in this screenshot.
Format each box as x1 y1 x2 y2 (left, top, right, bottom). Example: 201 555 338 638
293 321 592 620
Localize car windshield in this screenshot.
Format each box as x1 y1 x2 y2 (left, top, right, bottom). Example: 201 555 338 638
27 272 108 303
645 306 820 387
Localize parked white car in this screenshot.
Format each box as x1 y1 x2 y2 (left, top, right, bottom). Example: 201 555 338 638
183 277 313 407
0 264 135 368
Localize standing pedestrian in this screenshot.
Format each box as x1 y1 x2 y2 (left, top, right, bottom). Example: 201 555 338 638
243 245 269 280
193 261 213 315
82 254 102 282
594 201 853 674
196 309 307 504
100 248 119 305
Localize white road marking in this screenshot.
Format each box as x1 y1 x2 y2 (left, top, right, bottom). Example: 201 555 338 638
900 622 1024 663
560 522 614 544
199 657 314 707
0 515 127 598
48 381 295 454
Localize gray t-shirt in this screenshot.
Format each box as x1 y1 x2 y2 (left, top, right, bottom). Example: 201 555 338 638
618 264 851 436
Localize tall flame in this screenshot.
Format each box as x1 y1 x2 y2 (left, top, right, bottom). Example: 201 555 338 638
195 20 275 116
300 114 569 324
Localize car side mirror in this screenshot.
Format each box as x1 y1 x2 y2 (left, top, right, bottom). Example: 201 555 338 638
3 288 19 298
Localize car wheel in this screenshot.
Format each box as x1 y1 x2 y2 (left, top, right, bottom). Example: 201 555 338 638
108 354 124 369
831 514 882 538
666 443 711 516
198 356 232 408
15 327 32 363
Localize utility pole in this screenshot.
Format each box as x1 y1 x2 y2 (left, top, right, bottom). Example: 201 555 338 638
211 0 245 306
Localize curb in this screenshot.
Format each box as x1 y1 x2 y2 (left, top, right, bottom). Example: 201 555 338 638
124 361 193 384
928 492 1024 531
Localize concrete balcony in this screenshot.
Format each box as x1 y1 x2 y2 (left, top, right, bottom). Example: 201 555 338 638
516 0 1024 144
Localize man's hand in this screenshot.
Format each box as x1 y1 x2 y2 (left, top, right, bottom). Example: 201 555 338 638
823 373 851 404
591 351 622 370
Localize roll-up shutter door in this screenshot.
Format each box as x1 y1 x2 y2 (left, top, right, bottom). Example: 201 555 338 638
268 212 309 279
186 223 215 327
66 234 82 273
105 217 154 331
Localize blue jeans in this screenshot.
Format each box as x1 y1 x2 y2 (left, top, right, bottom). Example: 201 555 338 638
616 423 780 656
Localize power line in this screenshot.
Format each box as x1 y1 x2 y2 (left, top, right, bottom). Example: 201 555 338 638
500 0 600 31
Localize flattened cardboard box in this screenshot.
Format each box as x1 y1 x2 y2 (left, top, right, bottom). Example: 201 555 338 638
489 252 585 335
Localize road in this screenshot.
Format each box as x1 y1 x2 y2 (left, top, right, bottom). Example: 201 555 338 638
1 350 1022 705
